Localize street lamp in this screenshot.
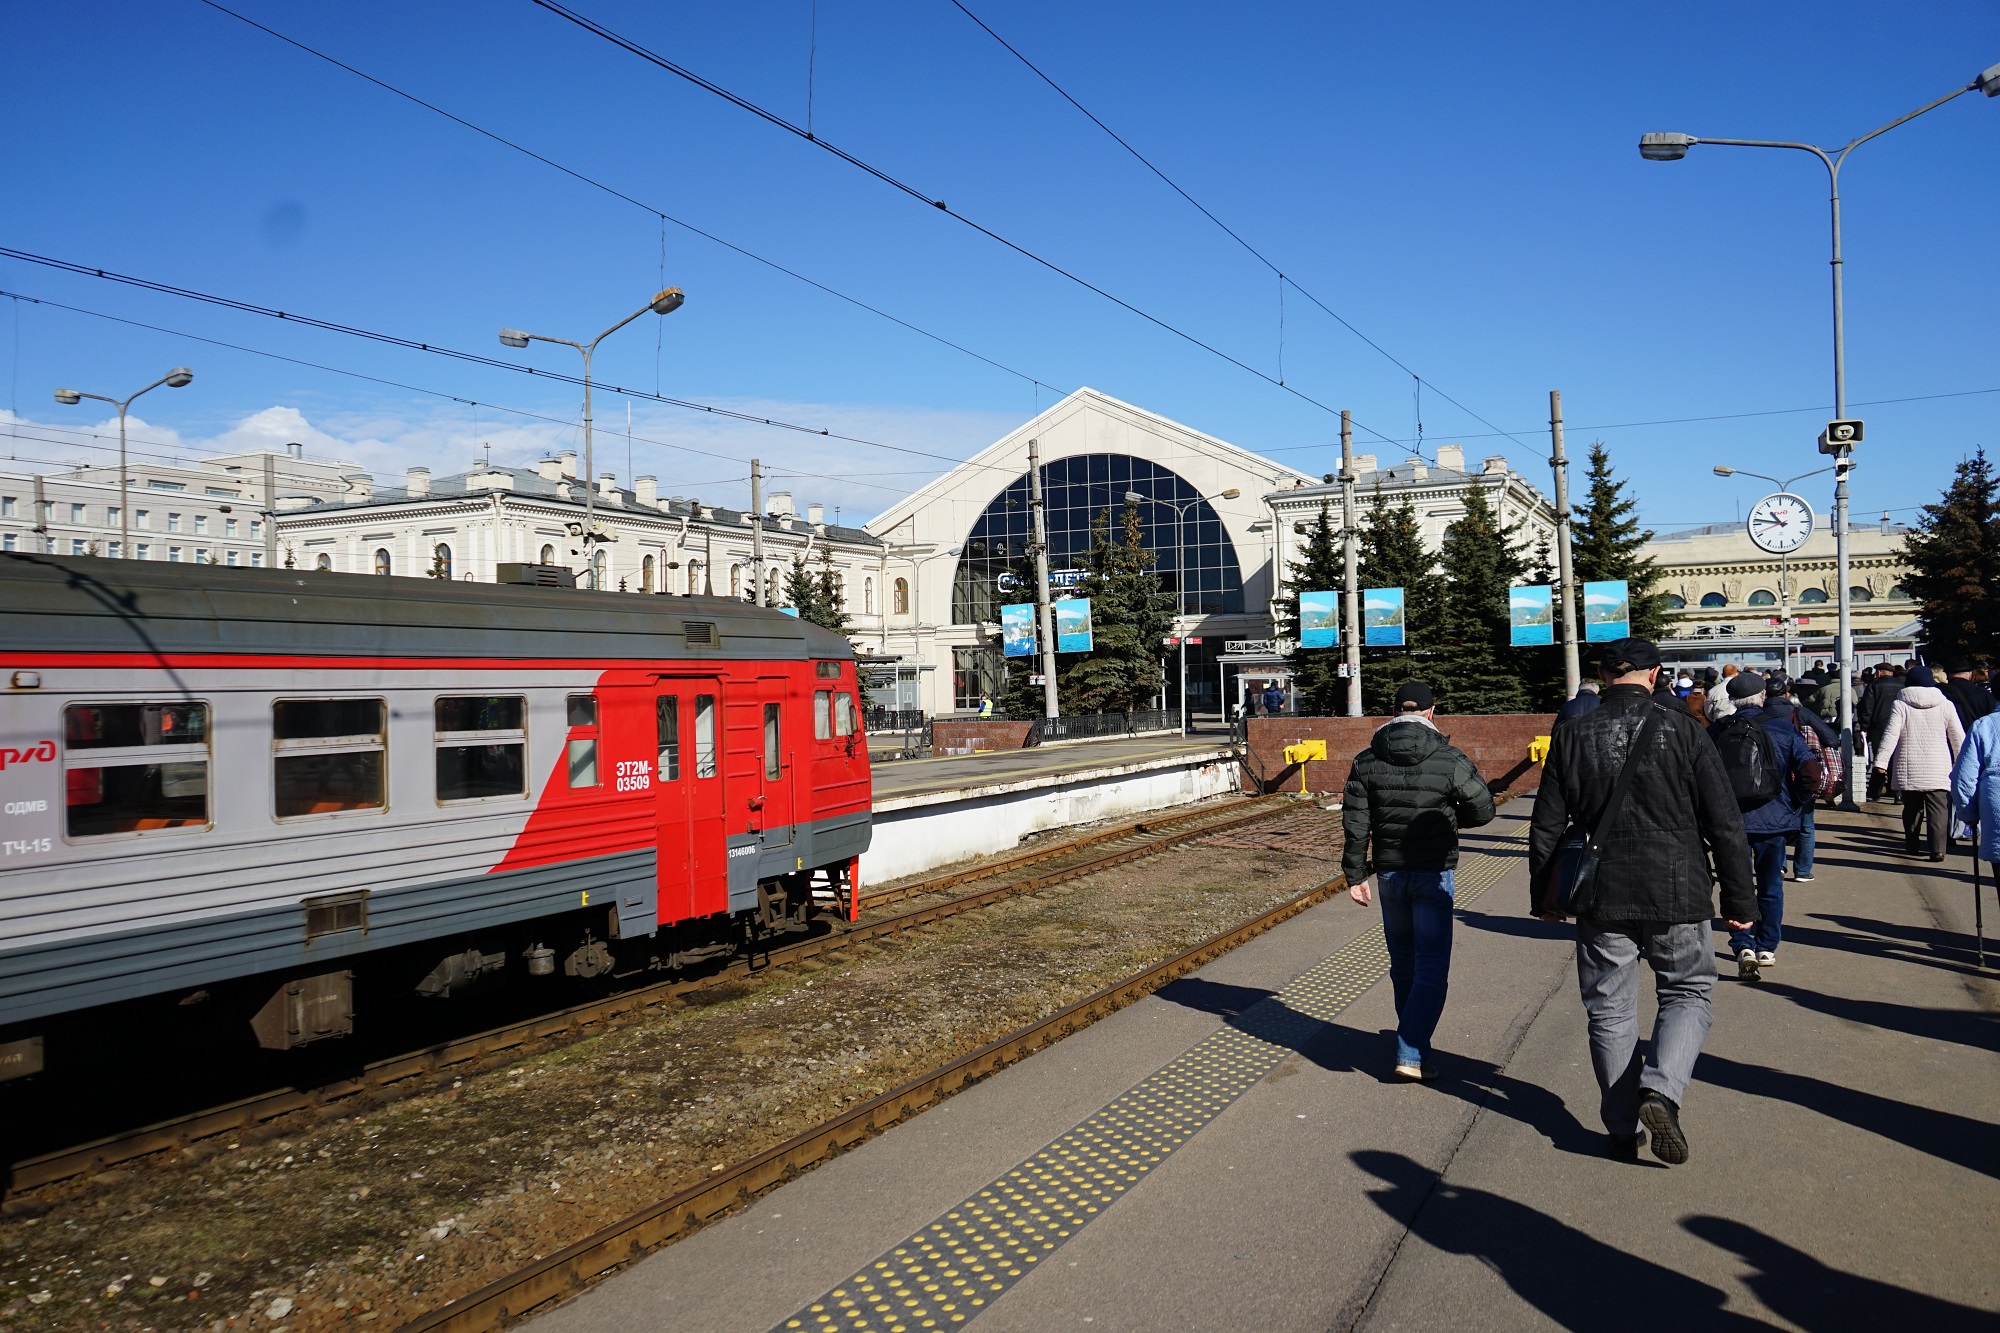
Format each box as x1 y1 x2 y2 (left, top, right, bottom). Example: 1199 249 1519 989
1125 487 1240 734
1713 464 1837 677
499 288 685 586
53 367 194 559
1641 59 1998 809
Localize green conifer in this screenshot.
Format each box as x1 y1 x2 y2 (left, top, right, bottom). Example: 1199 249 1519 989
1355 482 1442 714
1571 442 1669 642
1058 503 1174 714
1901 447 2000 662
1432 485 1530 714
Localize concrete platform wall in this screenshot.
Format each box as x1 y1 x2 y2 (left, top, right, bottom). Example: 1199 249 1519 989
1244 714 1556 797
863 753 1242 883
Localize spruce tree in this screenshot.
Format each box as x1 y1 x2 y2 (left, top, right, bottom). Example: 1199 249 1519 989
1354 482 1443 714
1058 503 1174 714
1901 447 2000 662
782 547 851 634
1432 484 1530 714
1571 441 1669 642
1518 532 1568 710
1274 501 1348 716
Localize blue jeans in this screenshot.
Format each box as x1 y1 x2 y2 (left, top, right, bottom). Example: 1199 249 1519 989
1793 802 1816 878
1731 835 1787 955
1378 868 1456 1067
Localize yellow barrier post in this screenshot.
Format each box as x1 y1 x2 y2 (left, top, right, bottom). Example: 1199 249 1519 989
1528 735 1552 766
1283 739 1328 796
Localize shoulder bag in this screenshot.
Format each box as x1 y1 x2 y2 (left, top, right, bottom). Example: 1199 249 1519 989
1539 706 1665 917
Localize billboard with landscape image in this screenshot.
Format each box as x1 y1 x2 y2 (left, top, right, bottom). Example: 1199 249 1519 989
1001 603 1036 658
1299 589 1340 649
1583 580 1631 642
1363 587 1406 646
1054 597 1094 653
1509 584 1555 646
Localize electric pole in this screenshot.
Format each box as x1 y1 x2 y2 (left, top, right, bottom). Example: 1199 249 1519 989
1340 410 1361 717
1550 390 1581 698
750 458 764 606
1028 438 1060 719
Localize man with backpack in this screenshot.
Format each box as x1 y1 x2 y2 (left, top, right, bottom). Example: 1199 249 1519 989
1766 676 1839 883
1530 639 1755 1166
1710 672 1823 980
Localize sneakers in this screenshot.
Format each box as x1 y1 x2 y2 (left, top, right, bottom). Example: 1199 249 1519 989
1393 1061 1426 1082
1756 950 1777 969
1638 1091 1690 1165
1737 948 1761 981
1792 872 1815 883
1607 1129 1646 1162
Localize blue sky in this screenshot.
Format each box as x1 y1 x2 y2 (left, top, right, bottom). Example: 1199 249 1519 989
2 1 1995 530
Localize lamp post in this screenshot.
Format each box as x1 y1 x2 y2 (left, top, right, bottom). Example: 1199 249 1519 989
500 288 684 587
1641 59 1999 809
1712 464 1836 677
54 368 194 559
1126 487 1240 735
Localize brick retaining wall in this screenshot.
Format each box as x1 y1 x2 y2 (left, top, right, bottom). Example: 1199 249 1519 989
1244 714 1558 797
928 719 1036 753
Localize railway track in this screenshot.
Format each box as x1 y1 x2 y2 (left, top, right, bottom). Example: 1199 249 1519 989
398 860 1355 1333
4 794 1299 1199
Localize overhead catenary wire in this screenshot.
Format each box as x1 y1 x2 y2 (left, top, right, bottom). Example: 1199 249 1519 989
0 286 931 497
193 0 1058 400
526 0 1420 459
942 0 1536 453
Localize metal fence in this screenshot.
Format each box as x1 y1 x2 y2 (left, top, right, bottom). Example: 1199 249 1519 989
864 707 927 733
1028 709 1177 744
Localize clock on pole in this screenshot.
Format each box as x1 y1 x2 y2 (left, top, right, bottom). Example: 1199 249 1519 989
1746 492 1814 554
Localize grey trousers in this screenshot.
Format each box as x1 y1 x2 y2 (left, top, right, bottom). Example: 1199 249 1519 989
1574 919 1717 1136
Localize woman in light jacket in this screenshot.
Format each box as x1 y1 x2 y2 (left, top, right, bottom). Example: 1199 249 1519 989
1951 710 2000 870
1874 665 1966 860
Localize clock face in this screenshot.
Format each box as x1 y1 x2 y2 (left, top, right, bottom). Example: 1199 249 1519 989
1747 492 1814 554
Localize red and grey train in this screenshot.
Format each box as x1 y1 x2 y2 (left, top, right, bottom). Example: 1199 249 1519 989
0 553 872 1077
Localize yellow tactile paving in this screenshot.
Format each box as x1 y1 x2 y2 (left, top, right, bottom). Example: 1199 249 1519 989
774 826 1531 1332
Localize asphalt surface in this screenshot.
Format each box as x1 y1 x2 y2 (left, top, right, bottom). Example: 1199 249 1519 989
528 800 1999 1331
869 734 1232 803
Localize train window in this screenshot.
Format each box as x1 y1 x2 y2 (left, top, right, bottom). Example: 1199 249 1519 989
273 698 387 819
657 696 682 780
814 690 832 740
815 661 841 679
694 694 718 778
566 694 599 789
764 703 781 779
435 695 527 802
834 692 857 737
62 703 211 838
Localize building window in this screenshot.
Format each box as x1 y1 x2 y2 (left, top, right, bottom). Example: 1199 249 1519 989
1798 587 1828 604
251 552 264 567
590 548 607 589
729 563 742 598
767 568 780 605
832 572 845 608
1662 593 1686 609
3 534 16 552
1747 589 1776 606
1887 584 1907 600
225 518 238 537
249 520 262 540
195 549 209 564
1699 592 1728 608
106 506 120 527
893 577 910 615
167 513 182 532
864 577 875 616
108 542 122 559
642 554 655 593
168 546 183 562
0 496 13 516
434 543 453 579
374 548 392 576
135 543 148 559
71 538 85 556
566 694 599 788
954 645 1000 711
135 509 149 528
62 702 210 837
540 543 556 564
147 479 185 491
1849 586 1874 603
687 559 703 594
226 550 239 566
194 515 208 535
70 503 86 523
205 487 237 497
435 695 527 801
315 552 332 571
273 698 387 818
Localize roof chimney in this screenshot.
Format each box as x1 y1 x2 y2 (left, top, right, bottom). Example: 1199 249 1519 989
1436 444 1465 473
770 490 794 517
807 502 825 525
635 475 658 506
598 472 619 498
286 442 303 460
1410 460 1428 482
1353 454 1377 475
1482 455 1508 475
537 457 563 481
407 466 431 497
558 450 578 478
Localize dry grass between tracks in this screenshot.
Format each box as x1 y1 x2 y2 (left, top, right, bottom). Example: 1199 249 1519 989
0 807 1340 1333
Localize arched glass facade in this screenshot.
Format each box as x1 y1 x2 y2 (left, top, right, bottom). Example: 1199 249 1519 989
952 453 1243 625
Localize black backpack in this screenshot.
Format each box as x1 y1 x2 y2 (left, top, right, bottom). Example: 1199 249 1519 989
1714 712 1782 810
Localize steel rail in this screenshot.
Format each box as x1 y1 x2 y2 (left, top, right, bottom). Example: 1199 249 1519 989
397 861 1354 1333
4 796 1296 1197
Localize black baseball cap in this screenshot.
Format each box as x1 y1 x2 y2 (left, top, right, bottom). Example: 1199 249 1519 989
1598 637 1662 671
1728 671 1769 699
1394 681 1435 710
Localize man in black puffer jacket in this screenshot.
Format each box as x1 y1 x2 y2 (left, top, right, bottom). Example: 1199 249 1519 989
1530 637 1755 1167
1342 681 1495 1081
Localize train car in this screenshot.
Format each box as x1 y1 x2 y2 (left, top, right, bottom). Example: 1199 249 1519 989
0 553 871 1077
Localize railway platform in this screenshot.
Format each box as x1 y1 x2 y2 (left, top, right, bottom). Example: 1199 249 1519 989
864 736 1241 882
528 801 2000 1331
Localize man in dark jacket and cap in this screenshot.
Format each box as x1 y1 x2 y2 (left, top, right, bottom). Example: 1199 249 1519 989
1940 658 1996 731
1530 638 1756 1166
1343 681 1496 1082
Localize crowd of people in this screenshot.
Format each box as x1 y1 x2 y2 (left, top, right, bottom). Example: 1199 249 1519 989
1338 638 1998 1170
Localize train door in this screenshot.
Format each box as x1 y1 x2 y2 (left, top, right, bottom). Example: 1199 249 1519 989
654 678 728 920
755 675 795 848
